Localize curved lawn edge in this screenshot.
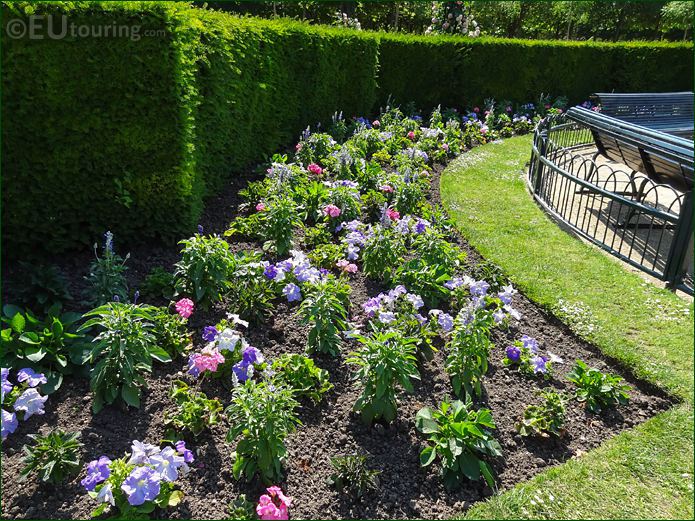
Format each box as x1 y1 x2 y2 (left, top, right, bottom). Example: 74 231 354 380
440 136 694 519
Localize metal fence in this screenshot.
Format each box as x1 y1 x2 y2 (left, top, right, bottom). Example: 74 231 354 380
529 115 693 295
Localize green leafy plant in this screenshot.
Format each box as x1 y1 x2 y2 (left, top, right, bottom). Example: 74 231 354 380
445 305 496 400
302 223 332 247
307 243 345 270
393 259 450 308
79 302 172 413
140 266 175 301
517 389 568 437
264 196 300 256
227 251 276 321
85 231 129 306
298 278 350 356
173 234 232 309
347 330 420 424
226 379 300 483
149 308 192 359
567 360 630 413
16 262 73 314
416 398 502 489
272 353 333 403
164 380 223 440
361 190 387 222
20 430 83 484
227 494 257 520
361 226 406 282
329 454 381 498
1 304 90 392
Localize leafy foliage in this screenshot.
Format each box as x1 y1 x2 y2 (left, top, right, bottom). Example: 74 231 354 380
567 360 630 413
174 234 232 309
85 234 129 306
329 454 381 498
226 251 276 321
416 398 502 490
226 379 300 483
80 303 172 413
272 353 333 404
361 226 406 282
1 304 91 393
298 278 350 356
517 389 568 437
164 380 223 439
347 330 420 424
16 262 73 314
140 267 176 301
20 430 83 484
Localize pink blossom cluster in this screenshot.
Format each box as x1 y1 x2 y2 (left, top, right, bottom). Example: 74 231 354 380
257 486 291 520
323 204 341 218
175 298 194 319
307 163 323 176
336 259 358 274
189 345 225 375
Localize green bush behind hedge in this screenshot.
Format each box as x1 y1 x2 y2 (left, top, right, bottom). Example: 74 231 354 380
2 2 691 256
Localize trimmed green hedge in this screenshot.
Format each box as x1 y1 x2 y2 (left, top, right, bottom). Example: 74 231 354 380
2 2 691 256
376 33 694 109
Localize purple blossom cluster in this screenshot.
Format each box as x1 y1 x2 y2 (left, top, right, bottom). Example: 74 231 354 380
444 277 521 324
1 367 48 440
363 285 429 327
83 440 194 508
264 250 329 302
504 335 554 376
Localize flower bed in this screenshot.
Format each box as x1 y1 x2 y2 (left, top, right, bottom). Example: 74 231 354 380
0 102 670 520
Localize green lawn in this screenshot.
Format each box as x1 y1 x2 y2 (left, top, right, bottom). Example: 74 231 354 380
440 135 694 520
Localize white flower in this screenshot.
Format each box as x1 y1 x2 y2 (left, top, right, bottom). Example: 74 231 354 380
217 328 241 352
97 484 115 506
127 440 160 465
13 388 47 419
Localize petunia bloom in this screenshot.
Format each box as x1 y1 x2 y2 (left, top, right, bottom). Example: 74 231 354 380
16 368 47 388
175 298 195 319
1 367 12 401
121 466 161 506
128 440 161 465
307 163 323 176
202 326 218 343
505 345 521 363
81 456 111 491
531 355 549 374
386 208 400 221
96 484 115 506
256 203 267 211
13 388 47 419
283 283 302 303
323 205 341 218
149 446 186 482
175 440 195 464
257 486 292 520
1 409 18 440
407 131 416 140
438 313 454 333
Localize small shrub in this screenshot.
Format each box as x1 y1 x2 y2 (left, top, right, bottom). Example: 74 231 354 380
80 303 172 413
226 379 300 483
329 454 381 498
140 267 175 301
227 494 257 520
393 259 450 308
164 380 223 440
307 243 345 270
502 336 552 378
361 226 405 282
272 353 333 403
20 429 82 484
347 330 420 424
227 251 276 322
516 389 568 437
85 231 129 306
264 196 300 256
16 262 72 314
174 234 232 309
567 360 630 413
302 223 332 248
299 278 350 356
416 398 501 489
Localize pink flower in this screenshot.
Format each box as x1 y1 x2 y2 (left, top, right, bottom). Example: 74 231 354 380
386 208 400 221
323 205 341 218
307 163 323 176
473 107 480 113
372 120 380 128
506 106 512 112
175 298 194 319
295 143 303 151
557 108 563 113
336 260 358 274
256 203 266 211
407 131 415 140
257 486 291 520
191 345 225 374
484 110 490 116
442 143 449 152
379 184 394 193
545 103 551 109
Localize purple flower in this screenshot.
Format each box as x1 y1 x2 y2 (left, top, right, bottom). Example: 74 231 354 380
121 466 161 506
506 345 521 363
96 484 115 506
13 388 47 419
1 409 18 440
497 284 517 305
414 313 428 325
438 313 454 333
363 297 381 317
414 219 429 234
520 335 539 354
176 440 195 463
531 355 549 374
283 283 302 303
493 308 506 324
241 346 263 365
127 440 160 465
233 363 253 382
406 294 424 310
1 368 13 401
388 285 407 299
197 225 204 234
202 326 219 343
469 280 490 298
444 277 464 290
379 312 396 324
149 446 186 482
81 456 111 491
186 353 200 377
264 264 278 280
17 368 47 388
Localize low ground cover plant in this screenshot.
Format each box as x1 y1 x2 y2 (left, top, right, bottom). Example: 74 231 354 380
516 389 568 437
164 380 223 440
329 454 381 498
272 354 333 404
20 429 83 484
567 360 631 413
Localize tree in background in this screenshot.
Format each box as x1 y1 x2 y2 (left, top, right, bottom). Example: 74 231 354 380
196 1 693 42
661 1 694 40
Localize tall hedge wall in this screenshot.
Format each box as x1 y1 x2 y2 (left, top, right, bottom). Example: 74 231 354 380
375 33 694 109
2 2 691 257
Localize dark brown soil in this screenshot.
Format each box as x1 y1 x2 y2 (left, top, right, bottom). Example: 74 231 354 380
1 147 671 520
